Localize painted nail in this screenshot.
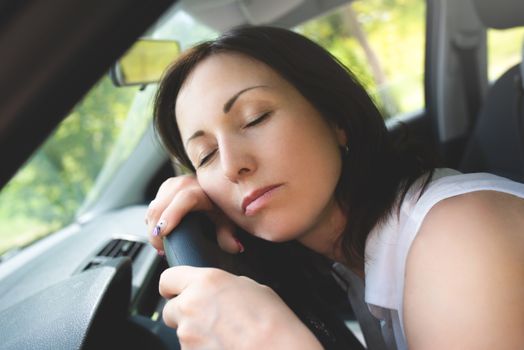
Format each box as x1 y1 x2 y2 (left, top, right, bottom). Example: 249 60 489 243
235 238 245 253
152 219 167 237
152 226 160 236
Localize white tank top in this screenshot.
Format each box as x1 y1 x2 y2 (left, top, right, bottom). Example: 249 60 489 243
363 169 524 349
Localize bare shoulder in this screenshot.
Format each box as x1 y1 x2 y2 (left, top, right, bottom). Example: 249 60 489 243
403 190 524 349
415 190 524 249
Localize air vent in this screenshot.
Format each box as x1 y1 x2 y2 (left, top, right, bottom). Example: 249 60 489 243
83 239 144 271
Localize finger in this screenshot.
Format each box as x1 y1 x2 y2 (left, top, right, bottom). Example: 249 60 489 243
151 187 214 241
147 199 168 252
206 211 243 254
145 175 196 233
215 220 244 254
148 190 213 251
162 297 180 329
146 198 159 238
159 265 201 298
147 177 180 220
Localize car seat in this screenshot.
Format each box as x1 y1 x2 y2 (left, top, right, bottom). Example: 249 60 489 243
459 0 524 182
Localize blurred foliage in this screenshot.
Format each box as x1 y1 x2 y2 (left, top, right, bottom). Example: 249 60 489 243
488 27 524 81
0 8 217 257
0 0 427 256
1 0 522 257
297 0 425 118
0 77 136 255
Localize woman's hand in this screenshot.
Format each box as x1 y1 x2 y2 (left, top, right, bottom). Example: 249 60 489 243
159 266 323 350
146 175 243 254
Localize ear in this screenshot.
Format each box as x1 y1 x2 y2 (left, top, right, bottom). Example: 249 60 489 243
334 126 347 147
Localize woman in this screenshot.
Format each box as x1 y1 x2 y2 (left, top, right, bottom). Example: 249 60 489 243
146 26 524 349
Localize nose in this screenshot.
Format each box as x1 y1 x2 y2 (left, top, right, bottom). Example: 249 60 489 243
219 136 256 183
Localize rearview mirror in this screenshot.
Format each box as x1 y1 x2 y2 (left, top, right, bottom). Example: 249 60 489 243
110 39 180 87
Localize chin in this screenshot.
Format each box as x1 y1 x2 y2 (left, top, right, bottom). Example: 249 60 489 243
254 232 294 243
246 219 305 243
232 207 317 243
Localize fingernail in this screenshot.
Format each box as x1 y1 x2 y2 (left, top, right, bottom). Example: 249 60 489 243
157 249 165 256
152 225 161 237
152 219 167 237
235 238 245 253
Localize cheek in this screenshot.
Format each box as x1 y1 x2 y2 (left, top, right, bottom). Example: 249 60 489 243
197 173 221 200
197 173 238 213
266 116 341 181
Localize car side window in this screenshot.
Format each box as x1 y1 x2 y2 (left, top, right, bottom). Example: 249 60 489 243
0 76 136 258
296 0 426 120
487 27 524 81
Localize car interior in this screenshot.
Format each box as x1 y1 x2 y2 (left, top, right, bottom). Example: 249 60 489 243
0 0 523 349
459 0 524 181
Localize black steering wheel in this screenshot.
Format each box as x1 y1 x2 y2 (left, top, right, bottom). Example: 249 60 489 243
163 212 365 350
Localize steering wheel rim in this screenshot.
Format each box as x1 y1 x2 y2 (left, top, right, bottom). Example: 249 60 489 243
162 212 366 350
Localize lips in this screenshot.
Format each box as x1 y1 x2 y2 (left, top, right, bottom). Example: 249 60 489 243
242 184 282 215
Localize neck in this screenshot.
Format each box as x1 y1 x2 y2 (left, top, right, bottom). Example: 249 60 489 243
297 198 347 263
296 199 367 278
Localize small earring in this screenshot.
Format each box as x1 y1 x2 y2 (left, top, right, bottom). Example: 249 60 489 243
339 144 349 157
340 145 349 157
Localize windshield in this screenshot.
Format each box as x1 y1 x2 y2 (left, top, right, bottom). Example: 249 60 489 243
0 5 216 259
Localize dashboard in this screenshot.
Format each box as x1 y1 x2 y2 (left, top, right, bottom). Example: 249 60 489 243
0 206 177 349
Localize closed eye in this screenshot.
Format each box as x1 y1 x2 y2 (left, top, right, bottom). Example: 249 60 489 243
197 112 271 168
244 111 272 128
198 149 217 168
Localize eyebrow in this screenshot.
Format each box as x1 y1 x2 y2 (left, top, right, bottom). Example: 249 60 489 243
184 85 268 147
223 85 267 113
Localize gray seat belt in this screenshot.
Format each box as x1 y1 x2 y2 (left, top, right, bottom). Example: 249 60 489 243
332 263 391 350
452 32 483 128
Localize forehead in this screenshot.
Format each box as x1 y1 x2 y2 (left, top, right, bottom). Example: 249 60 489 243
175 53 288 123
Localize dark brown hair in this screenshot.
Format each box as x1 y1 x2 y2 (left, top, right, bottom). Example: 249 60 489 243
154 25 435 271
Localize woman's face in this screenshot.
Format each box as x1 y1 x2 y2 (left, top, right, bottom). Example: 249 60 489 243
175 53 346 249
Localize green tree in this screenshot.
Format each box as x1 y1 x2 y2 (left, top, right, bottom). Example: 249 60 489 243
0 76 136 255
297 0 425 118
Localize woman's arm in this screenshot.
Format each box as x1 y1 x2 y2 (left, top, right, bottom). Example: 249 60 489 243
404 190 524 349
